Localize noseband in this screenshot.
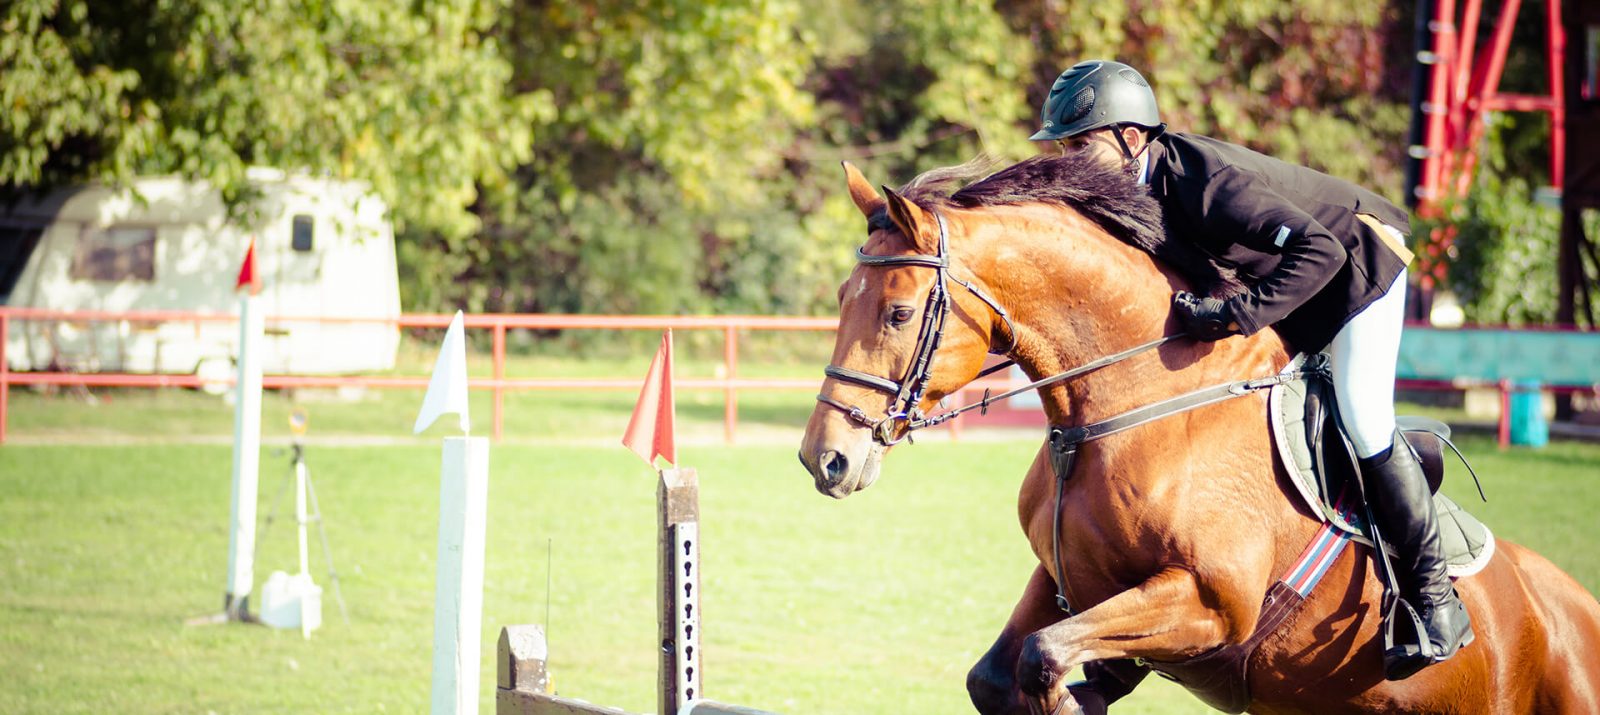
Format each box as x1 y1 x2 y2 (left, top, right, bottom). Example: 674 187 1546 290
816 210 1015 445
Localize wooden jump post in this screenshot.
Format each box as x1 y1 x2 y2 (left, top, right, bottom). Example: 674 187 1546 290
500 331 776 714
496 468 777 715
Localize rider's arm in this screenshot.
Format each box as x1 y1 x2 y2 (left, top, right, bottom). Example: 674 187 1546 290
1192 166 1348 336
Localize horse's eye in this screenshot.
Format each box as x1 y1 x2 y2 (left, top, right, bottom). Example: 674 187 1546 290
889 306 915 326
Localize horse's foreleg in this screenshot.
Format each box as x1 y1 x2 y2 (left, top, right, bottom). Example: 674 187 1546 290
1017 565 1236 715
969 564 1150 715
969 565 1062 714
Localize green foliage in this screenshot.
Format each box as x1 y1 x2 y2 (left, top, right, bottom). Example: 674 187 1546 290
7 0 1555 321
1447 115 1600 326
2 0 545 238
402 0 1035 316
1447 174 1562 325
506 0 816 206
1 0 148 183
1005 0 1411 200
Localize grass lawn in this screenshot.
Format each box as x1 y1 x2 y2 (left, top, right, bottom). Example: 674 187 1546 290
3 347 1598 714
2 433 1598 714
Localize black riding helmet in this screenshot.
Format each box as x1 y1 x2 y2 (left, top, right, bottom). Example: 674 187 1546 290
1029 60 1166 152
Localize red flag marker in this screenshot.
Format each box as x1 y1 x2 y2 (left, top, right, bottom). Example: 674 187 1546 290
623 330 676 467
235 237 261 295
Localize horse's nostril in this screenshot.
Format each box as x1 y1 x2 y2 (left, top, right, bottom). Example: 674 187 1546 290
819 450 849 483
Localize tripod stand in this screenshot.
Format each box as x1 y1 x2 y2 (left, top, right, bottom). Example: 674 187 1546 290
262 436 350 632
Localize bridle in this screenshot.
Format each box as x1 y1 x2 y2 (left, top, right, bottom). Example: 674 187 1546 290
814 206 1177 447
815 204 1194 447
815 210 1016 446
813 203 1316 621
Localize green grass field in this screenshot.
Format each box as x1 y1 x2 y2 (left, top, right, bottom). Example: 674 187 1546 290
2 380 1598 714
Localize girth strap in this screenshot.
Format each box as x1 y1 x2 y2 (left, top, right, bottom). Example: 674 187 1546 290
1049 372 1307 448
1044 367 1316 615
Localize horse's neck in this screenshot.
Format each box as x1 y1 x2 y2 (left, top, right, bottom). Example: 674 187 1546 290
963 205 1291 427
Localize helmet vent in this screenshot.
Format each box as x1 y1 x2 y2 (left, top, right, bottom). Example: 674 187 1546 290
1064 88 1096 125
1119 68 1149 87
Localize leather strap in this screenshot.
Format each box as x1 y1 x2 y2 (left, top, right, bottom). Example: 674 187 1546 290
1048 372 1305 448
1044 367 1314 614
914 335 1182 432
824 365 901 395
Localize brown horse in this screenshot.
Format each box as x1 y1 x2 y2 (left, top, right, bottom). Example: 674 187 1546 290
797 155 1600 714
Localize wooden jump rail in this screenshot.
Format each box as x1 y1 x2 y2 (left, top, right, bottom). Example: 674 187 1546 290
497 626 773 715
496 468 780 715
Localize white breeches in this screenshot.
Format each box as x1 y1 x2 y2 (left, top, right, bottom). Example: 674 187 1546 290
1329 267 1408 459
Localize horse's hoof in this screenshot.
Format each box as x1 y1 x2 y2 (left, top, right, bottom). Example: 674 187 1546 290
1064 685 1108 715
1051 692 1087 715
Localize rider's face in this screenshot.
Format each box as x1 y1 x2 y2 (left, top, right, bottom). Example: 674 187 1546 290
1055 129 1127 170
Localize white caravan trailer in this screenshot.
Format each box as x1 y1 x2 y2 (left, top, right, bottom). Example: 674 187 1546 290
0 170 401 379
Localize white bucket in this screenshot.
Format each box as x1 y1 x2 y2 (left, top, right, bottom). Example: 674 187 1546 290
259 570 323 633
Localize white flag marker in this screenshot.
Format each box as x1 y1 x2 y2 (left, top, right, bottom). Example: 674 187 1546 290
415 310 471 435
416 311 488 715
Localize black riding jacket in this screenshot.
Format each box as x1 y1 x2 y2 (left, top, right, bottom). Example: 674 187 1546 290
1145 132 1413 353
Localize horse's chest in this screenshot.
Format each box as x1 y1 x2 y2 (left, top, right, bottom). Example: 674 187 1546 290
1021 478 1181 595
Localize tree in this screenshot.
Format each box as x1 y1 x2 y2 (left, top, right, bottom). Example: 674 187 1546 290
8 0 1463 320
1446 115 1599 325
2 0 543 238
1000 0 1412 200
407 0 1036 316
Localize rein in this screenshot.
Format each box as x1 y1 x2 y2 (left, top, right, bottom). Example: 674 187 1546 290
815 205 1322 617
816 207 1179 446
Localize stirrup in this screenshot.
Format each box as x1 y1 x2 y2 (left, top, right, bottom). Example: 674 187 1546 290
1382 595 1475 680
1381 598 1433 681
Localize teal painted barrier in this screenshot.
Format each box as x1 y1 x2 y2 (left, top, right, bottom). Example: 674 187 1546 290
1397 327 1600 386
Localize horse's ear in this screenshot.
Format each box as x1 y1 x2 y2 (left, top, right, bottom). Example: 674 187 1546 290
882 186 936 254
842 162 885 219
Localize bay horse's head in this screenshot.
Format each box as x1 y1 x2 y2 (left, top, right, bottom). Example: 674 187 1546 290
798 162 1012 498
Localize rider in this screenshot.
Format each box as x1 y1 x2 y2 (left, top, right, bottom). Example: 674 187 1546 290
1028 60 1472 680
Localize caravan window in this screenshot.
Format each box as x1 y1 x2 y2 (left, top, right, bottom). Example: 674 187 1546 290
71 225 155 282
292 214 314 252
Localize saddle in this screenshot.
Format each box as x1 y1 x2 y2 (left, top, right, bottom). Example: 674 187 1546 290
1268 353 1493 573
1135 353 1493 713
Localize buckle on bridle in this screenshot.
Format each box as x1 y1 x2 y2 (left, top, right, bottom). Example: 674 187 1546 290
873 412 913 446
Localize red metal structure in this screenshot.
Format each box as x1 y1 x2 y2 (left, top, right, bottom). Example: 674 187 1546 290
1409 0 1568 290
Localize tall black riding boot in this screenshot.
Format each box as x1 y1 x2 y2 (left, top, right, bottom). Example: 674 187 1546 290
1361 430 1474 680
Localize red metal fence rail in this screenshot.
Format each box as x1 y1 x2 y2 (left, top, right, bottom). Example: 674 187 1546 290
7 308 1592 447
0 307 1028 444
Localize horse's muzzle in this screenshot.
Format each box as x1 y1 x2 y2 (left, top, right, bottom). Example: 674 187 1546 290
799 447 853 498
799 442 883 499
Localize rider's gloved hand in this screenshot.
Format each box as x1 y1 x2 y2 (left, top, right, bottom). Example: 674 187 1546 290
1172 291 1239 341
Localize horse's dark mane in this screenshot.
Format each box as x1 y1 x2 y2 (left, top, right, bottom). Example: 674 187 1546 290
882 153 1245 297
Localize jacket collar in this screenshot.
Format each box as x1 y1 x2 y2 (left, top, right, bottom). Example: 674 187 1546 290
1142 136 1169 194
